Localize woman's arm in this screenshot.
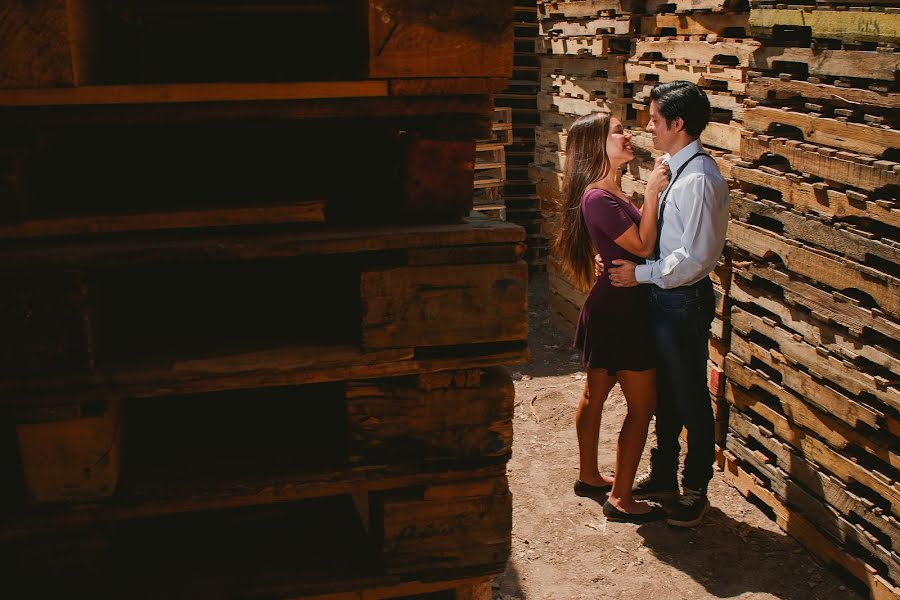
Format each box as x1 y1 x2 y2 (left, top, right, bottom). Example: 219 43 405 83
612 159 669 258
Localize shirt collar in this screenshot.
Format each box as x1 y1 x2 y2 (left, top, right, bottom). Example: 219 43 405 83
663 139 704 174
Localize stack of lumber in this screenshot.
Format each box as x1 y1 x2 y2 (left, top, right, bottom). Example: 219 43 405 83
497 0 547 267
0 2 526 599
474 107 514 220
721 4 900 598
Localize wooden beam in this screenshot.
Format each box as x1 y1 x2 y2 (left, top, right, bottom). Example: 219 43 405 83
750 9 900 46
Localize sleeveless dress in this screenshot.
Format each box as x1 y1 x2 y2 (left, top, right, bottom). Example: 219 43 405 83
573 188 655 373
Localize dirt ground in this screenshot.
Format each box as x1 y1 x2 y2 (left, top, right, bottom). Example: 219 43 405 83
494 273 863 600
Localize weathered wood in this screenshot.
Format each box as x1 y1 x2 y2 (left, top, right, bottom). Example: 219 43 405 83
728 412 900 557
347 368 514 464
746 75 900 111
728 221 900 318
16 399 120 504
645 0 746 12
538 0 642 19
361 262 527 350
368 0 514 78
731 165 900 228
388 77 509 96
730 193 900 270
640 12 749 37
730 270 900 380
0 202 326 240
750 46 900 83
401 138 475 220
724 428 900 588
634 37 763 67
542 74 631 102
730 306 900 411
726 381 900 518
742 105 900 157
539 15 638 37
625 60 748 94
740 133 900 192
726 354 899 470
540 54 627 79
538 35 632 57
750 9 900 45
537 91 631 121
381 475 511 575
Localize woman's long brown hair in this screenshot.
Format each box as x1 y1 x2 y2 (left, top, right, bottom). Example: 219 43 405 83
553 112 611 290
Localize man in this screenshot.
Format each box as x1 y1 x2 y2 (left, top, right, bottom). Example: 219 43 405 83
607 81 730 527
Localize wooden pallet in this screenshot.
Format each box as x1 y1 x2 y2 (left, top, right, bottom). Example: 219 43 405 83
749 8 900 46
625 59 748 93
730 193 900 271
2 473 509 598
634 36 763 66
645 0 748 13
749 46 900 83
742 103 900 158
537 0 643 19
542 73 632 102
633 82 745 117
0 219 528 405
539 14 638 37
740 132 900 192
730 163 900 228
722 431 900 600
0 1 514 90
640 12 750 37
538 34 632 56
7 367 512 514
537 91 632 121
746 74 900 114
541 53 628 79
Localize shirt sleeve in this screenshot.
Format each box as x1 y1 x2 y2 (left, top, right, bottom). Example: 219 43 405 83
582 190 634 242
634 173 726 288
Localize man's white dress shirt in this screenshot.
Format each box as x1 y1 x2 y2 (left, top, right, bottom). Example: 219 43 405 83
634 139 730 289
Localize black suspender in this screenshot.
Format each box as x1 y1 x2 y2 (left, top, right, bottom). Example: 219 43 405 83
653 151 711 261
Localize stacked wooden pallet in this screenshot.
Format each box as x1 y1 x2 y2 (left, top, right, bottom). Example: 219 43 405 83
498 0 547 267
532 0 642 333
474 107 514 220
721 4 900 598
0 2 525 599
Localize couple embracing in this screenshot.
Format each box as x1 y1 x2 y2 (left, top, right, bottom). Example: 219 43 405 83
555 81 730 525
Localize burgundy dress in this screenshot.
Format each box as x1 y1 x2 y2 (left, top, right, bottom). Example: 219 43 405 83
574 188 655 373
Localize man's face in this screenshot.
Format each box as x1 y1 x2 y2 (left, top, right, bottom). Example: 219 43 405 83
646 100 678 153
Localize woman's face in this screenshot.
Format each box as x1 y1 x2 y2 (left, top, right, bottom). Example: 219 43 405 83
605 117 633 167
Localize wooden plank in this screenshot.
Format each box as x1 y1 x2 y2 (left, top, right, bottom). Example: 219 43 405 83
750 9 900 45
750 46 900 83
401 138 475 221
0 1 76 88
645 0 746 12
725 415 900 574
725 354 900 470
640 12 750 36
730 193 900 270
381 475 511 575
538 35 632 57
540 54 627 79
361 262 528 350
625 60 748 93
538 0 642 19
0 81 389 107
16 399 120 504
730 306 900 411
728 221 900 318
388 77 509 96
740 133 900 192
368 0 514 78
539 15 638 37
542 74 631 101
729 270 900 380
730 165 900 228
634 37 763 67
0 202 326 240
742 105 900 157
537 91 630 120
745 75 900 111
723 436 900 597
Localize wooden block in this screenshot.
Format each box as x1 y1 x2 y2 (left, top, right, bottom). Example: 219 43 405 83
746 76 899 110
634 37 762 68
368 0 514 78
401 138 475 220
361 262 528 351
641 12 750 37
750 9 900 45
538 35 632 58
751 46 900 83
16 400 120 504
346 368 514 464
538 0 642 19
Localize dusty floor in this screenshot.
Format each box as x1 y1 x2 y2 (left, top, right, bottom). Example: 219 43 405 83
495 273 863 600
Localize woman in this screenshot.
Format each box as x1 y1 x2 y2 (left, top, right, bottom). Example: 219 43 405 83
555 113 671 523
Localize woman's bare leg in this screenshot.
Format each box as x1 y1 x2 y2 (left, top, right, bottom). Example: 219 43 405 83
576 368 618 487
608 369 657 513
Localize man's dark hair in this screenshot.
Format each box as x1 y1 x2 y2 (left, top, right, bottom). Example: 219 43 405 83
649 81 711 137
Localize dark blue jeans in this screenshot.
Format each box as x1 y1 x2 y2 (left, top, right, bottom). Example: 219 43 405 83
649 277 716 492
